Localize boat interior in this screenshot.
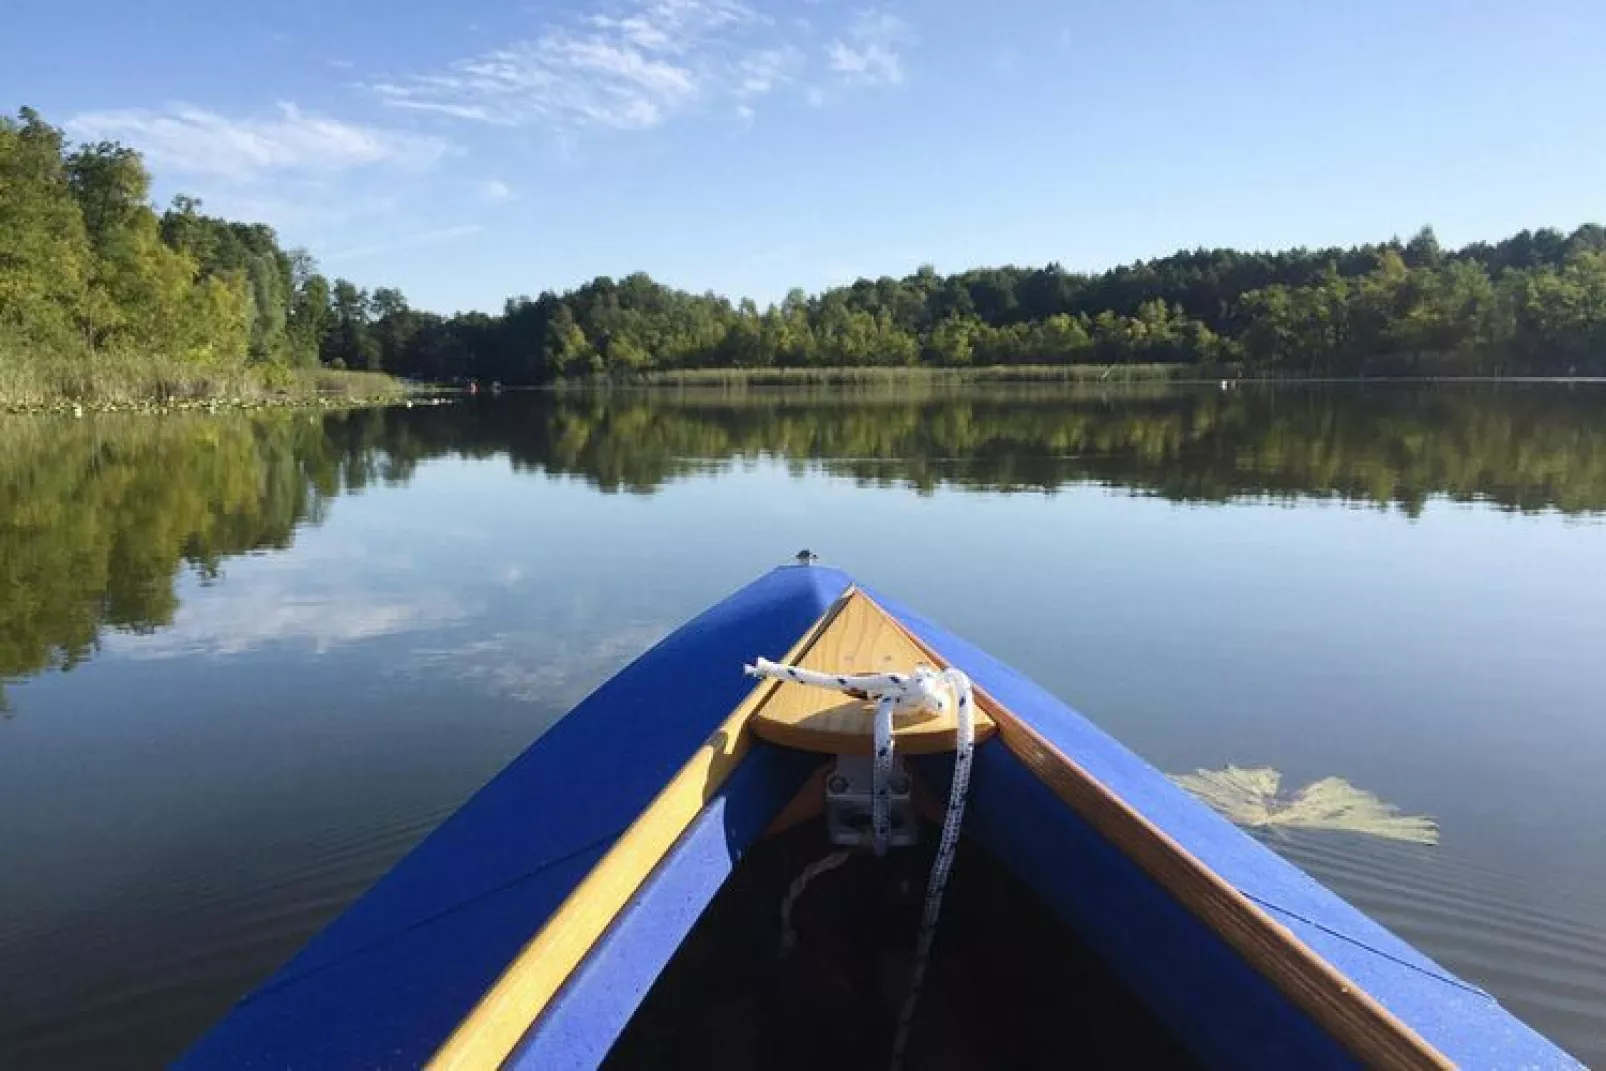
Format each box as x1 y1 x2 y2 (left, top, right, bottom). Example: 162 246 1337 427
599 587 1202 1067
604 813 1202 1071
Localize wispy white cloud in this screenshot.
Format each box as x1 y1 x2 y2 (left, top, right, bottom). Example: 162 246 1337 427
827 9 909 86
154 185 405 243
325 223 486 262
734 45 804 96
65 102 450 182
373 0 807 131
480 178 514 201
586 0 752 51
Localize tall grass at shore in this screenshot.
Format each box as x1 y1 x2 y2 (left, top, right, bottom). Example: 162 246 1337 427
0 340 407 412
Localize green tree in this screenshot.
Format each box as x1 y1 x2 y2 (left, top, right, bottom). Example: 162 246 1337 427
369 287 420 371
546 304 597 377
327 279 380 371
1404 226 1444 269
0 108 90 348
286 251 331 368
927 315 978 366
66 139 202 356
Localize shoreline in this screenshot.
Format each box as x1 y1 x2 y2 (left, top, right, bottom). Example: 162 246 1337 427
624 363 1212 387
561 366 1606 390
7 366 1604 414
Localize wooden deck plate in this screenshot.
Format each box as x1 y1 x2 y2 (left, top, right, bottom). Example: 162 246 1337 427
748 590 997 755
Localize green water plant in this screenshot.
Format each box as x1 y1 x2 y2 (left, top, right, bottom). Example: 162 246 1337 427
1170 765 1439 845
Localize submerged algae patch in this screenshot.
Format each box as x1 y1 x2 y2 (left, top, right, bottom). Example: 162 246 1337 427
1170 765 1439 845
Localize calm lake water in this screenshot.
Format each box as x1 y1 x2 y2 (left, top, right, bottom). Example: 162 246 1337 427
2 382 1604 1067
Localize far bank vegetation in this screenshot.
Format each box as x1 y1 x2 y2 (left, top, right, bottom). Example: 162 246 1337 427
4 105 1605 407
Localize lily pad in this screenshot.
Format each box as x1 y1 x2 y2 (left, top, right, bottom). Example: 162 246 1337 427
1170 765 1439 845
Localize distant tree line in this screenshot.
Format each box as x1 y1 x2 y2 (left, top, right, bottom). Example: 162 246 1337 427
384 227 1606 381
4 106 1605 388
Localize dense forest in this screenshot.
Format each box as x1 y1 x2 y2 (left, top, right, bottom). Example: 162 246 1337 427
5 383 1604 704
388 227 1606 382
3 105 1605 397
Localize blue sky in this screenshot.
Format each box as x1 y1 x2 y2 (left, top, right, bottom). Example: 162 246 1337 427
4 0 1604 313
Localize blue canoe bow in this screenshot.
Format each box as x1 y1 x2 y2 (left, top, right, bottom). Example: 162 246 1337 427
178 565 1578 1070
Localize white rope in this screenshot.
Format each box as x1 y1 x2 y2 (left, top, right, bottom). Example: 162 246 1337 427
743 655 977 1069
890 667 974 1071
778 848 852 954
873 692 895 850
